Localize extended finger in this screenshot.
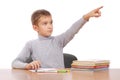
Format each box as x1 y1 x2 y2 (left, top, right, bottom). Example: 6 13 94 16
96 6 103 11
94 6 103 13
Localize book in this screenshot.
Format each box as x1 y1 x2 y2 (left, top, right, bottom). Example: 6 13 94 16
71 60 110 66
36 68 58 73
71 67 109 71
29 68 70 73
71 59 110 71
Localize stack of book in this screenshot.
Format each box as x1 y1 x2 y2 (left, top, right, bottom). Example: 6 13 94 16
71 60 110 71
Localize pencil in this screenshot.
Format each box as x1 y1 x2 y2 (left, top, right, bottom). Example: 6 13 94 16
57 69 70 73
35 69 37 72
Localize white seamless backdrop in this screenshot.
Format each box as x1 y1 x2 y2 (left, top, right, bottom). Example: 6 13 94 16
0 0 120 69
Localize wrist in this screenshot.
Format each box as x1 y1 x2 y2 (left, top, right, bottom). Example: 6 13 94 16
83 14 90 21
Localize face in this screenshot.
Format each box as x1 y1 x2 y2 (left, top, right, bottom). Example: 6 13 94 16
33 16 53 37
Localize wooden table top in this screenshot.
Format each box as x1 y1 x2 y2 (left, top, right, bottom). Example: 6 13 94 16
0 69 120 80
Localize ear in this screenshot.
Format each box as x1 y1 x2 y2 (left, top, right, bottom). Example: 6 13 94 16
33 25 39 32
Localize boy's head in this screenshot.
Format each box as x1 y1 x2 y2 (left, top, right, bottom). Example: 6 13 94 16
31 9 53 37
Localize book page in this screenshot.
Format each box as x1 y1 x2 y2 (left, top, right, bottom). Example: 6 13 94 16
29 68 58 73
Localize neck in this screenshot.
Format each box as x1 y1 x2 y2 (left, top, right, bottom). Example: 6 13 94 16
38 35 51 40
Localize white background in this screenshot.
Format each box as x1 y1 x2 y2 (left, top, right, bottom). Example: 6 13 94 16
0 0 120 69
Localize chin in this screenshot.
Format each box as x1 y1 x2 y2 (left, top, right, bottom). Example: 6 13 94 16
48 33 52 36
45 32 52 37
46 34 51 37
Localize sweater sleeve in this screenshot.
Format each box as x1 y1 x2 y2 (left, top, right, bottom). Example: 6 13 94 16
55 17 88 47
11 41 33 69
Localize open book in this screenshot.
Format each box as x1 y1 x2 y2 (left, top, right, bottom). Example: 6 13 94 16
29 68 70 73
29 68 57 73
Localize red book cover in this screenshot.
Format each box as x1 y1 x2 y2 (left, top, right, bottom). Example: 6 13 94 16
71 65 109 69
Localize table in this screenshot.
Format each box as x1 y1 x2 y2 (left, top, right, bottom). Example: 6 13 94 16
0 69 120 80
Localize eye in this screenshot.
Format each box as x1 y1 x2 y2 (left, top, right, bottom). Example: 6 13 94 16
43 22 47 25
50 20 53 24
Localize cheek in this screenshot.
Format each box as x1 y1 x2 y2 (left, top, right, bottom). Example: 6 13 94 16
39 27 46 33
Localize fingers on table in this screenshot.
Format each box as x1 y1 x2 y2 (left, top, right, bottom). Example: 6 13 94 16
30 61 40 70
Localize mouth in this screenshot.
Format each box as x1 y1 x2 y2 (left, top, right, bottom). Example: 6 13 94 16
48 30 53 33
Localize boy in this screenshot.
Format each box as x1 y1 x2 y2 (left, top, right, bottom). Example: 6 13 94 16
12 6 103 70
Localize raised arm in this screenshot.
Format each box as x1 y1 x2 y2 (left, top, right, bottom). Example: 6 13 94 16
55 6 103 47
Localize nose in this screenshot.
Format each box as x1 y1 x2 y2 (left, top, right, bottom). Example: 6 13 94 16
48 24 53 29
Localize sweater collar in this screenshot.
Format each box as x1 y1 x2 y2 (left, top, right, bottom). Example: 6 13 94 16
38 35 52 40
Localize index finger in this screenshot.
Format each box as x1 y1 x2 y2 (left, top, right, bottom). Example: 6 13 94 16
96 6 103 10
